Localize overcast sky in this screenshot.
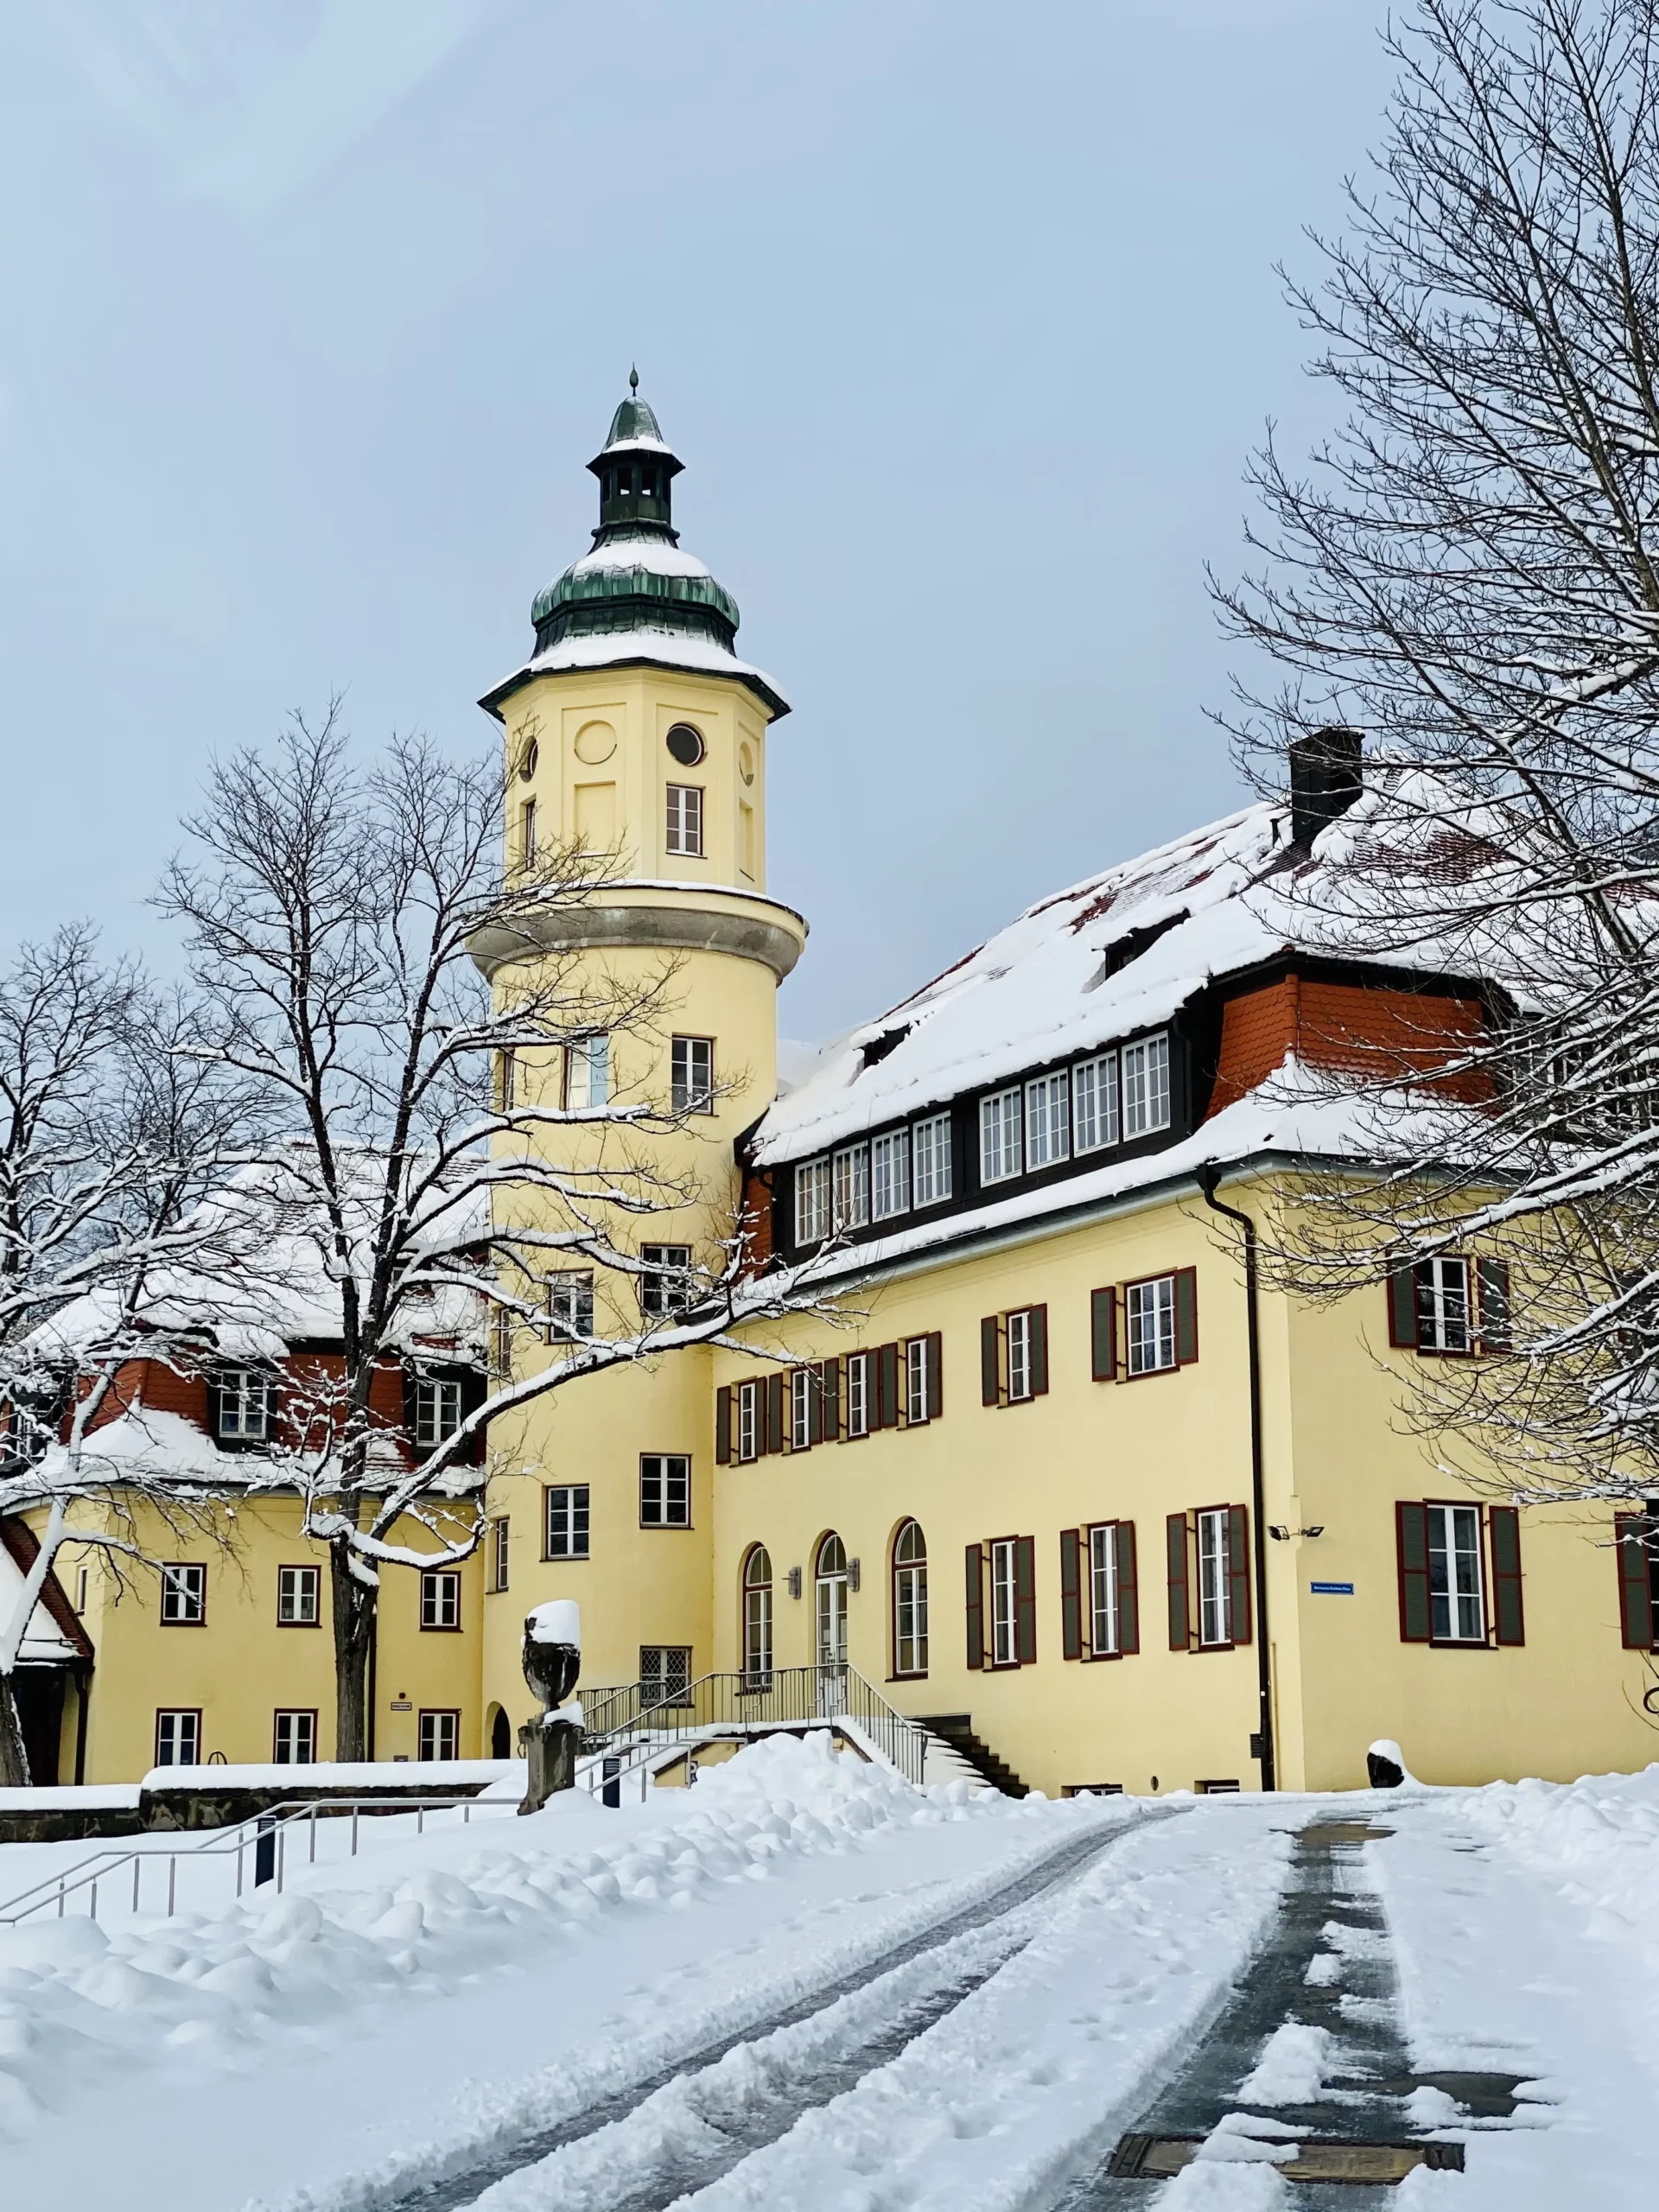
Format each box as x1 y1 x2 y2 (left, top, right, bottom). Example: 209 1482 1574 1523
0 1 1393 1040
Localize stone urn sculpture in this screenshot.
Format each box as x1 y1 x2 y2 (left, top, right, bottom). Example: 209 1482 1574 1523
518 1599 582 1815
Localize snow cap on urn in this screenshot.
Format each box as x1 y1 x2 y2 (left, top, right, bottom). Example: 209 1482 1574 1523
523 1599 581 1712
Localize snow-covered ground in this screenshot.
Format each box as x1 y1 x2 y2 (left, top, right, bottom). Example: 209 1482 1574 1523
0 1738 1656 2209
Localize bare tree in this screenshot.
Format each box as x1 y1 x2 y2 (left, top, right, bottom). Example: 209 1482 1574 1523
0 965 257 1783
1212 0 1659 1505
161 706 835 1759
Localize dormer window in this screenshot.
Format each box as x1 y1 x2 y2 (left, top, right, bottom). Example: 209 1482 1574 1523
980 1088 1023 1184
216 1369 272 1445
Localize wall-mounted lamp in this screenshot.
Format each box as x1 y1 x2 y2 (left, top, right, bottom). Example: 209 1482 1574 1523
1268 1525 1325 1541
787 1566 803 1599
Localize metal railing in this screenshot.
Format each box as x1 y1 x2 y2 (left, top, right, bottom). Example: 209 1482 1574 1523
0 1794 513 1928
577 1663 927 1802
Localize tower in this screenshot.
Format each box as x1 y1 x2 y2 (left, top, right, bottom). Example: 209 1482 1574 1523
475 379 804 1729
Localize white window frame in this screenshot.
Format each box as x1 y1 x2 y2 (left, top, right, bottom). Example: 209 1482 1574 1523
420 1568 462 1630
492 1516 511 1591
565 1033 610 1109
791 1366 813 1450
912 1112 954 1208
640 1452 691 1529
832 1144 870 1230
1122 1033 1172 1139
1417 1258 1472 1355
273 1709 316 1764
161 1563 206 1625
639 1243 693 1315
979 1088 1024 1185
1125 1274 1177 1376
905 1336 929 1424
1427 1502 1485 1642
989 1537 1019 1667
155 1709 200 1766
276 1564 319 1625
544 1484 589 1559
893 1522 928 1676
520 797 537 864
665 782 703 855
743 1551 773 1685
671 1034 715 1115
217 1368 271 1442
414 1376 464 1449
1025 1071 1071 1170
871 1128 911 1219
1197 1510 1232 1647
418 1709 461 1762
737 1378 760 1461
845 1352 869 1438
795 1157 831 1245
1089 1523 1121 1656
1073 1051 1120 1154
546 1270 595 1341
1007 1309 1033 1402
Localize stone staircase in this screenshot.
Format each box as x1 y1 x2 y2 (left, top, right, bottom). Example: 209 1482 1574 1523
915 1713 1028 1798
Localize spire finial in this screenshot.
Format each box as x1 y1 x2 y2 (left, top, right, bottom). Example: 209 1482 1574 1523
629 364 639 394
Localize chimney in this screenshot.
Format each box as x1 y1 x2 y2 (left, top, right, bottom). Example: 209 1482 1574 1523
1287 727 1363 849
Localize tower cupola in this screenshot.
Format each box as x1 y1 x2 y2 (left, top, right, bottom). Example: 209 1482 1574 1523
589 369 683 539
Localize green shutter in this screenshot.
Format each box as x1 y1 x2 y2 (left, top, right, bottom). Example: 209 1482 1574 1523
878 1342 899 1428
1396 1502 1432 1640
819 1358 840 1443
964 1543 984 1669
1388 1263 1419 1348
1227 1503 1251 1643
1090 1287 1116 1382
1489 1505 1524 1645
1059 1528 1081 1660
715 1386 731 1465
1030 1306 1049 1395
766 1372 785 1454
1014 1535 1037 1664
925 1331 943 1420
1174 1268 1198 1364
981 1316 1000 1406
1116 1521 1140 1654
1616 1515 1655 1649
1166 1513 1191 1649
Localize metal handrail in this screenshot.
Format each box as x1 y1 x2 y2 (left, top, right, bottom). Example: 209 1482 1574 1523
0 1793 514 1928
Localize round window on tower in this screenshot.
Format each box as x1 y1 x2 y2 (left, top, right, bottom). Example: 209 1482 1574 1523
518 737 539 782
665 723 705 767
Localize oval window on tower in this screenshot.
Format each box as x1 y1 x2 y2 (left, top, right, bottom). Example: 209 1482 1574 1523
518 737 539 782
666 723 705 767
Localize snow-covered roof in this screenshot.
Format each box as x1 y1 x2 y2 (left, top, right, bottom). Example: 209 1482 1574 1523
564 533 713 582
0 1536 82 1662
753 789 1489 1166
505 624 790 710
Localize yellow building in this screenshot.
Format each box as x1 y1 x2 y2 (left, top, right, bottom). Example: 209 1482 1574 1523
10 383 1659 1796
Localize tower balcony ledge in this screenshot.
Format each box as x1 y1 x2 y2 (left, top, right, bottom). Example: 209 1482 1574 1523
470 879 807 983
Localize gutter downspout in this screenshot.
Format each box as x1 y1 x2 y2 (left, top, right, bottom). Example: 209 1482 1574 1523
1198 1166 1275 1792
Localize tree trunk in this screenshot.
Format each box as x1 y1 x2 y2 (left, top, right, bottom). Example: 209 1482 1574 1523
329 1548 377 1763
0 1671 31 1787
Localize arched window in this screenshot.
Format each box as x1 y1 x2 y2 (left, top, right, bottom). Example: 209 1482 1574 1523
816 1532 849 1673
893 1521 928 1677
488 1704 512 1761
742 1545 773 1688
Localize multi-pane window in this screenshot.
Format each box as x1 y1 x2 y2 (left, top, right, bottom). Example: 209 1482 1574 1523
161 1563 206 1625
1073 1052 1120 1154
546 1270 595 1341
980 1088 1023 1184
154 1709 200 1766
641 1645 693 1707
640 1453 691 1528
1007 1309 1035 1402
1197 1509 1233 1646
906 1336 929 1424
671 1035 715 1114
665 784 704 855
912 1112 953 1207
989 1538 1019 1666
1416 1258 1471 1354
1427 1503 1484 1641
566 1033 610 1109
893 1520 928 1675
791 1365 814 1450
520 798 537 865
845 1352 870 1438
1122 1033 1171 1137
414 1376 464 1449
1126 1274 1177 1375
743 1546 773 1687
1089 1524 1121 1656
420 1569 462 1630
544 1484 589 1559
871 1129 911 1219
418 1710 460 1762
795 1158 831 1244
832 1145 870 1231
491 1516 511 1591
273 1710 316 1764
639 1243 693 1315
276 1564 320 1625
736 1377 761 1461
1026 1071 1071 1170
216 1368 272 1442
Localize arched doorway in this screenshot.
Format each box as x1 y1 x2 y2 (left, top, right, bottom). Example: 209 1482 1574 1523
893 1520 928 1677
816 1532 849 1701
488 1704 512 1761
742 1544 773 1689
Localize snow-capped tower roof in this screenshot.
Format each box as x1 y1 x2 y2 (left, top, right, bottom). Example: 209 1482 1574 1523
480 372 788 721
